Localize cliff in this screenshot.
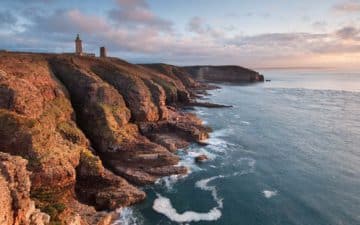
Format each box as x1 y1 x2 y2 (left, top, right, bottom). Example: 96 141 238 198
0 52 262 224
0 52 210 225
183 65 264 83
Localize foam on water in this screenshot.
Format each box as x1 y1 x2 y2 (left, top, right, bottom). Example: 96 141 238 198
206 137 236 154
153 175 225 223
114 207 143 225
195 175 225 208
155 174 186 192
153 194 222 223
210 128 234 138
232 157 256 176
177 150 204 174
262 190 278 198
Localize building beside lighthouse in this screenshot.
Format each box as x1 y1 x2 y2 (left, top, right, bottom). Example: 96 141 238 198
100 46 107 58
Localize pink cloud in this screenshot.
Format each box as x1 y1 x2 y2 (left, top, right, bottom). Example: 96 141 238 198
333 1 360 12
109 0 172 32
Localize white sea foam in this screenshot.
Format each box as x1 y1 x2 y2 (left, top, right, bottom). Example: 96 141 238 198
211 128 233 138
262 190 278 198
178 151 203 174
153 195 222 223
177 145 218 174
195 175 224 208
240 121 250 125
232 157 256 176
114 207 143 225
153 175 225 223
196 109 209 116
205 128 237 154
155 174 185 192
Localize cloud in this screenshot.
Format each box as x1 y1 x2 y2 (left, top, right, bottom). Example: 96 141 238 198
19 8 173 54
108 0 172 32
0 11 17 28
115 0 148 8
31 9 110 34
187 17 205 34
332 1 360 12
336 26 360 39
312 21 328 31
0 0 360 69
187 17 223 38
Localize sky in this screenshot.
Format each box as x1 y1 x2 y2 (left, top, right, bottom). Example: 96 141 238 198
0 0 360 69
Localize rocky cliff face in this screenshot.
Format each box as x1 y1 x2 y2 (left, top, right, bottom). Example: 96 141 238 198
0 52 211 225
183 65 264 83
0 152 50 225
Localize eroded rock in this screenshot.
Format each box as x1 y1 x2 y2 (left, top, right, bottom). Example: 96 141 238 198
0 152 50 225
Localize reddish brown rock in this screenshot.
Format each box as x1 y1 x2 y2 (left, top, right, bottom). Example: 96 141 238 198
49 56 195 185
0 52 213 224
0 152 50 225
0 53 146 224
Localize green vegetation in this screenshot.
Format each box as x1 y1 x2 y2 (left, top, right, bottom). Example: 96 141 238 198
57 121 85 144
31 188 67 225
153 78 178 103
80 149 103 176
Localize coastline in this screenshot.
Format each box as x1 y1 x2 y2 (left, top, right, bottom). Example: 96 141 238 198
0 51 263 225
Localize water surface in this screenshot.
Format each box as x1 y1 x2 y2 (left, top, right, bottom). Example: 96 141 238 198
116 70 360 225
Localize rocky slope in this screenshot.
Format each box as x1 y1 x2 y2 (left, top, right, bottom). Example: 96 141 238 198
0 52 212 225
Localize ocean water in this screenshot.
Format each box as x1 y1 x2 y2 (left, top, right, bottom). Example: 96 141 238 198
116 70 360 225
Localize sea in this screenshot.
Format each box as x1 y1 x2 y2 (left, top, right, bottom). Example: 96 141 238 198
115 69 360 225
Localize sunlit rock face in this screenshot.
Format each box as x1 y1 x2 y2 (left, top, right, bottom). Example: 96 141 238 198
0 52 213 224
0 152 50 225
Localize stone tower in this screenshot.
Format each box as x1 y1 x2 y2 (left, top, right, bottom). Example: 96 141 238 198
75 34 82 55
100 46 107 58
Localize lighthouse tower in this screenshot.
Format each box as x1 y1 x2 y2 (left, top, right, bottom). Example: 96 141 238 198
75 34 83 55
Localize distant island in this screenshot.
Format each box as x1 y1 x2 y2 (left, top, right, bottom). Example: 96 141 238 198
0 35 264 225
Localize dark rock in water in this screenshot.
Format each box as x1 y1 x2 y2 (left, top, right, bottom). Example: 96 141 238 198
195 154 209 163
188 101 232 108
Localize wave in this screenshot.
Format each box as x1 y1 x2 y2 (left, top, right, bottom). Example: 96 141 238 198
240 121 250 125
153 175 225 223
262 190 278 198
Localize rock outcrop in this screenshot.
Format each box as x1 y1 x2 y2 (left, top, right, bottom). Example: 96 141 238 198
0 53 147 225
0 52 216 224
183 65 265 83
195 154 209 163
0 152 50 225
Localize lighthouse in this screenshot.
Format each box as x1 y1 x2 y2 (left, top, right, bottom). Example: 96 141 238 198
75 34 83 55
